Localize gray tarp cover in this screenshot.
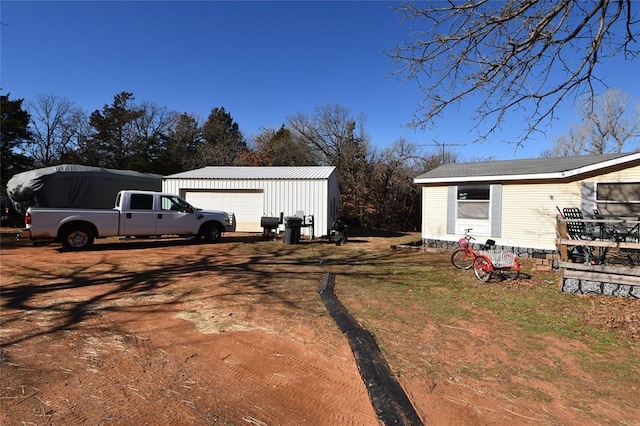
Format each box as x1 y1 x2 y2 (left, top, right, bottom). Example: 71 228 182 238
6 164 162 214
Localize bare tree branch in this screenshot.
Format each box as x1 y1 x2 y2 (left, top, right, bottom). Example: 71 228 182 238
542 88 640 156
388 0 639 145
26 94 86 167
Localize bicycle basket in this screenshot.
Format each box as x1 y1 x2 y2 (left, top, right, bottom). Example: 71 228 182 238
478 251 517 268
458 238 468 248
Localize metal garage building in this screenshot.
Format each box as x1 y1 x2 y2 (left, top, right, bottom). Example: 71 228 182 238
163 166 340 237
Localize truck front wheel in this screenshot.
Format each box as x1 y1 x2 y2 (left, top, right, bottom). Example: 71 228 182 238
200 223 223 243
61 226 95 250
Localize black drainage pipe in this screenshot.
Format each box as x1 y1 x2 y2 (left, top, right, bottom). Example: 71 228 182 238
318 273 423 425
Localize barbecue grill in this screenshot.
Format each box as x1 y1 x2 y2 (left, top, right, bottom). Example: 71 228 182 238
260 213 282 240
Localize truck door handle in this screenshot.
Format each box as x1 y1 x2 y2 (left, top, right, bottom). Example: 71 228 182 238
158 214 163 219
126 213 132 219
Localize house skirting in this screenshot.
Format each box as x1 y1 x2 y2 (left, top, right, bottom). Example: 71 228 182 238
423 238 556 261
562 278 640 299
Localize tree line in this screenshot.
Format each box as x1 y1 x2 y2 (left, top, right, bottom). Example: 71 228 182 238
2 87 638 231
1 91 446 231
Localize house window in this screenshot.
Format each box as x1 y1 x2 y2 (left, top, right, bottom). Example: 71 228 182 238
457 185 490 220
596 183 640 216
447 184 501 237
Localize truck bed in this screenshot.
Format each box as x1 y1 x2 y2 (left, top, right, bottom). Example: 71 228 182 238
25 208 120 239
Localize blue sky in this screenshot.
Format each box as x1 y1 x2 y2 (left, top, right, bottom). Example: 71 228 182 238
2 1 639 161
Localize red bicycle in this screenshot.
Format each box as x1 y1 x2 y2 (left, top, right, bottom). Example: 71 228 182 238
472 250 520 282
451 228 495 269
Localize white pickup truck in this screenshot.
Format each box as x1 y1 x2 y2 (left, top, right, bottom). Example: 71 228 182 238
19 190 236 250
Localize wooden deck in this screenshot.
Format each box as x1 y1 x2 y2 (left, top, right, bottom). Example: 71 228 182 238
556 215 640 289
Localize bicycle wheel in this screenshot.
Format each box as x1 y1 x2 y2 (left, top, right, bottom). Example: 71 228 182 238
500 267 519 280
473 256 493 282
451 249 474 269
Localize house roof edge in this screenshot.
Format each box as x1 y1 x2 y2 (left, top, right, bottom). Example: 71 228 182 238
414 152 640 184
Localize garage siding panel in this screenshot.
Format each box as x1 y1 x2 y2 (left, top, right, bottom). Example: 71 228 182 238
263 179 330 237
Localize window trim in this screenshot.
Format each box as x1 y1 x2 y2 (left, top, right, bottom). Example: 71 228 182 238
456 184 490 220
447 184 502 237
594 182 640 217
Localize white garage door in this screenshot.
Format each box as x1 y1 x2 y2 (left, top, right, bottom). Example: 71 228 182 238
184 190 264 232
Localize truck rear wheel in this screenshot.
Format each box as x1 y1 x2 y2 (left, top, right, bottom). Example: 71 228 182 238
201 223 223 243
61 226 95 250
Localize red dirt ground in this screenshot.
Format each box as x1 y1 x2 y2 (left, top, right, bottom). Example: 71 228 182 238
1 229 638 425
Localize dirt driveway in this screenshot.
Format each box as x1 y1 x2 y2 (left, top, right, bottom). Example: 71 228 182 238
1 230 638 425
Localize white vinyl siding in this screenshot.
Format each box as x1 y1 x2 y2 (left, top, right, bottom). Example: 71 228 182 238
501 182 582 249
586 166 640 182
421 186 450 241
427 180 623 250
500 180 636 250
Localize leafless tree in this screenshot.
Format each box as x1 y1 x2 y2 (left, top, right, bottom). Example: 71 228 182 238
25 94 86 167
131 101 179 168
288 103 373 219
162 113 203 172
584 88 640 153
287 103 368 166
134 102 179 145
542 123 588 157
543 88 640 156
389 1 639 144
369 139 426 230
248 126 317 166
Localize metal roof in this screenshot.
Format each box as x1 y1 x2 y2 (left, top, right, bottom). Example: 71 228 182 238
165 166 336 180
414 152 640 184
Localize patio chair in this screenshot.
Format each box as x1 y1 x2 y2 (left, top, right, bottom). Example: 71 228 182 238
562 208 598 240
593 209 622 242
594 209 640 267
562 207 601 264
